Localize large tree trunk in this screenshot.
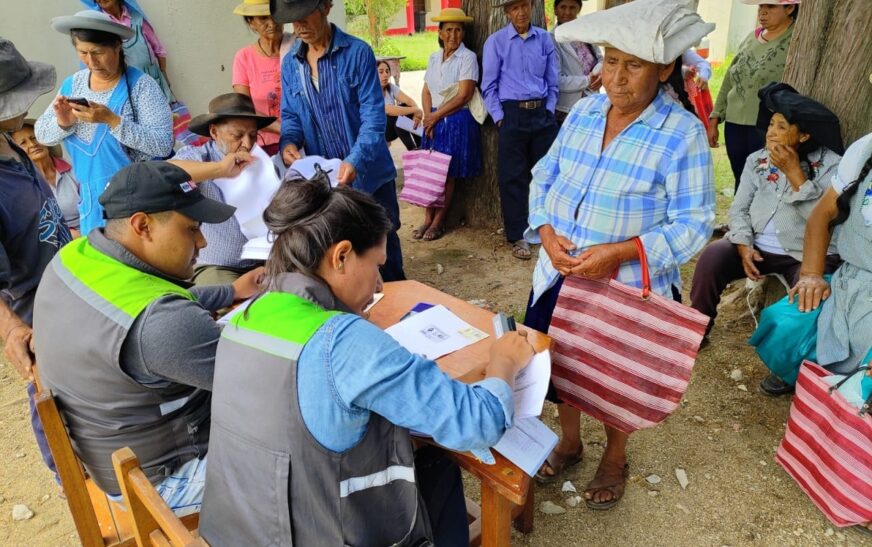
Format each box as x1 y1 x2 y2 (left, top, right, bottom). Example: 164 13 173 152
782 0 872 146
450 1 548 228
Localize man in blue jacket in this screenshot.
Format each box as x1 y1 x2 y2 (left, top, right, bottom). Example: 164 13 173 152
274 0 405 281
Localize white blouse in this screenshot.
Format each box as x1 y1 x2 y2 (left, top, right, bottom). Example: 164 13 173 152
424 43 479 109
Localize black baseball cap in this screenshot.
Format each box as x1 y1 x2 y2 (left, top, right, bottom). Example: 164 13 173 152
99 161 236 223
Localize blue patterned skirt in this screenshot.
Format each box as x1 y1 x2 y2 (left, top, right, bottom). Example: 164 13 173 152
421 108 482 179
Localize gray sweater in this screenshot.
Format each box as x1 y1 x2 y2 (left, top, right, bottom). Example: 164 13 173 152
89 231 234 390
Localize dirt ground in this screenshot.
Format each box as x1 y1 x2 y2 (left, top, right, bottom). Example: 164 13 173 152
1 142 870 546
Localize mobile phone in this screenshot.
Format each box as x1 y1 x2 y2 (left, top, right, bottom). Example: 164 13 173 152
67 97 90 107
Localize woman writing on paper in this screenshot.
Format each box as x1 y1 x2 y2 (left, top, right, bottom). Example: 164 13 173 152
200 175 535 546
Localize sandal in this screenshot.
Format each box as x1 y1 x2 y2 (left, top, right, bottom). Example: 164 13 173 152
511 240 532 260
422 226 445 241
534 446 584 485
584 462 629 511
412 224 430 240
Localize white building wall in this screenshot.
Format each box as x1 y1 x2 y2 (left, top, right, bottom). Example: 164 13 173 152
0 0 346 119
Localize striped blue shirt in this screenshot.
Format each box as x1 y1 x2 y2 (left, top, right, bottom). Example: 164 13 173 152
525 89 715 305
300 43 351 161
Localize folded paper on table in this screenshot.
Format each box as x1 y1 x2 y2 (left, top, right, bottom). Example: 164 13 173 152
385 304 488 361
514 350 551 419
211 145 281 239
396 115 424 137
288 156 342 187
493 417 559 477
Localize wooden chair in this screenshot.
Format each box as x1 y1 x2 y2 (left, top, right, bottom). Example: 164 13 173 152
112 447 207 547
33 388 198 547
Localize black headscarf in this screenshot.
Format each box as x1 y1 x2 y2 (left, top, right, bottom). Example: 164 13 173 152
756 82 845 156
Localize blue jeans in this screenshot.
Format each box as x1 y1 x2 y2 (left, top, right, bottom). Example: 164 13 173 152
27 382 59 484
110 455 207 516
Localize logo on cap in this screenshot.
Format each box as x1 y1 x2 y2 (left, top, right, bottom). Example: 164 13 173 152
179 181 195 193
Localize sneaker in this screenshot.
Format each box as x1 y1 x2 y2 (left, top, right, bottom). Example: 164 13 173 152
758 373 795 397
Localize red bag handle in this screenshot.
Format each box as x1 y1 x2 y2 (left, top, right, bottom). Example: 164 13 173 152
610 237 651 299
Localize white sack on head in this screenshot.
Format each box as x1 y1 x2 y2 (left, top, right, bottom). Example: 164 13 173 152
554 0 715 64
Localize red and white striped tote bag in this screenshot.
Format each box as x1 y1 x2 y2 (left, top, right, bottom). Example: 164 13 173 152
775 362 872 527
398 149 450 208
550 238 709 433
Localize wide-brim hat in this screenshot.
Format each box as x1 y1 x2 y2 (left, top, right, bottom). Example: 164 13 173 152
0 39 57 122
756 82 844 155
51 10 135 40
741 0 800 5
234 0 271 17
188 93 276 137
555 0 715 64
270 0 320 24
432 8 473 23
20 118 64 158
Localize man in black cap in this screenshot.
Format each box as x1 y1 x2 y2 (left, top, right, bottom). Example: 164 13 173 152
32 159 262 511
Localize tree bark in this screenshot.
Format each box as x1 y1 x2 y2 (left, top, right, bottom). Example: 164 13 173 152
450 1 548 228
782 0 872 146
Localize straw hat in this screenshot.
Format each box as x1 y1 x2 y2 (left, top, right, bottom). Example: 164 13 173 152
233 0 271 17
50 10 135 40
432 8 473 24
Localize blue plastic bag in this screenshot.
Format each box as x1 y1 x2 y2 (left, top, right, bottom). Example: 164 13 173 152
748 283 830 385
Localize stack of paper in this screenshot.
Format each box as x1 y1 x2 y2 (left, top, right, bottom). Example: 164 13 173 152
493 417 559 477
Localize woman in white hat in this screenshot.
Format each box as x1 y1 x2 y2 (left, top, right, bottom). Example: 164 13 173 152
35 10 173 235
231 0 295 156
526 0 715 510
81 0 203 147
415 7 482 241
709 0 800 191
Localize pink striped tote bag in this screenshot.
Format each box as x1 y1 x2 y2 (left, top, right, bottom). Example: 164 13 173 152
398 149 451 208
776 361 872 527
550 238 709 433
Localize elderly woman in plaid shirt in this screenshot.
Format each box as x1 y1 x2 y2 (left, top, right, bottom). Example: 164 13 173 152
522 0 716 510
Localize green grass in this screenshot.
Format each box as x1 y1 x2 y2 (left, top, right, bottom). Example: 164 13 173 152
360 32 440 71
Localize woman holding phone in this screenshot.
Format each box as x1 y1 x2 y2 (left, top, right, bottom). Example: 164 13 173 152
35 10 172 235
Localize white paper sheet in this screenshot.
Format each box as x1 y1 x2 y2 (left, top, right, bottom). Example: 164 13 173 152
211 146 281 239
288 156 342 187
385 305 488 360
493 417 559 478
514 350 551 419
395 115 424 137
240 235 271 261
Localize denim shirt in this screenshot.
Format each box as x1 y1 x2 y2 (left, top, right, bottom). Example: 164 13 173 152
280 25 396 194
297 313 514 453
